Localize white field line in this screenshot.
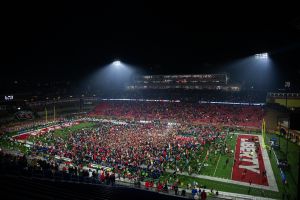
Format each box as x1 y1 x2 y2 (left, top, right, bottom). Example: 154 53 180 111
213 154 221 176
231 134 238 179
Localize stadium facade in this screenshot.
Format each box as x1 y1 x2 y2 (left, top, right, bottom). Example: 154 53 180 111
127 74 240 91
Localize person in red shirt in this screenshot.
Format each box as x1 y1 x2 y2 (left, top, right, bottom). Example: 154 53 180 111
145 181 150 189
157 182 163 192
149 181 154 188
100 172 105 183
201 190 207 200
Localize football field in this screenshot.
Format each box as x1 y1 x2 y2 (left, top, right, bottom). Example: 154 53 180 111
2 121 294 199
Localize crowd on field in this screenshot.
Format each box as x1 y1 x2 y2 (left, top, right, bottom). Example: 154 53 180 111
23 121 233 183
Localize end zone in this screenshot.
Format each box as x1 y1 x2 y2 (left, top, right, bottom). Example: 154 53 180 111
232 134 278 191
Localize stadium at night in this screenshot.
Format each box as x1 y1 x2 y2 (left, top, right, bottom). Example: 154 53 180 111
0 2 300 200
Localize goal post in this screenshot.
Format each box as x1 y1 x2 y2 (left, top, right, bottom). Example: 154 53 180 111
262 118 267 149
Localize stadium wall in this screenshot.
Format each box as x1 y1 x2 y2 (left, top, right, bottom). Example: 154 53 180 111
273 99 300 108
267 93 300 108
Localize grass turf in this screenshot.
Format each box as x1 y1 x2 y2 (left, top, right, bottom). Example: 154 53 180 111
2 124 299 199
173 133 237 178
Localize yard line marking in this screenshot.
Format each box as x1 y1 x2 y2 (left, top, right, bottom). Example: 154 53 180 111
213 154 221 176
231 134 237 179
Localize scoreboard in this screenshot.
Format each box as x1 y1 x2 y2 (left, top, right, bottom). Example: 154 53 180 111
4 95 14 101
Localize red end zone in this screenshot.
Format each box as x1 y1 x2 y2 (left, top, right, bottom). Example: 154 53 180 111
232 135 268 186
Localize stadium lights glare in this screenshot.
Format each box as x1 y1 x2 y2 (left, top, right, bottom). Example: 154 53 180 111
112 60 122 66
255 53 268 59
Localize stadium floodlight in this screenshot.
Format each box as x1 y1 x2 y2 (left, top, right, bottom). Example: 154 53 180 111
255 53 268 59
112 60 122 66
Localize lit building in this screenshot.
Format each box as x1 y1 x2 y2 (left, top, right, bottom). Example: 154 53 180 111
127 74 240 91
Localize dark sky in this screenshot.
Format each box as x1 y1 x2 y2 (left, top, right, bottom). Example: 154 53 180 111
1 2 300 89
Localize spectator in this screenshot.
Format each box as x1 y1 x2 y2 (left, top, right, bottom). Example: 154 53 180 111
181 189 186 196
201 189 207 200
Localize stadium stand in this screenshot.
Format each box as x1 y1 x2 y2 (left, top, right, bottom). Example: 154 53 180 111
90 101 264 128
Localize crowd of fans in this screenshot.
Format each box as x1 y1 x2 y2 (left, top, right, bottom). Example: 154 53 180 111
21 121 232 182
90 101 264 128
0 147 216 199
1 120 228 199
0 149 117 185
15 111 34 120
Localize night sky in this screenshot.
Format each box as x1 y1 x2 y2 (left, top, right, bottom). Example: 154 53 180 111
1 2 300 90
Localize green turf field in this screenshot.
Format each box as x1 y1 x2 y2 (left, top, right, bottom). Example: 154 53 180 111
2 122 299 199
165 133 237 178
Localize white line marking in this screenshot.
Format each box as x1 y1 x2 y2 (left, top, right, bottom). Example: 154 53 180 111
231 134 237 179
213 154 221 176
